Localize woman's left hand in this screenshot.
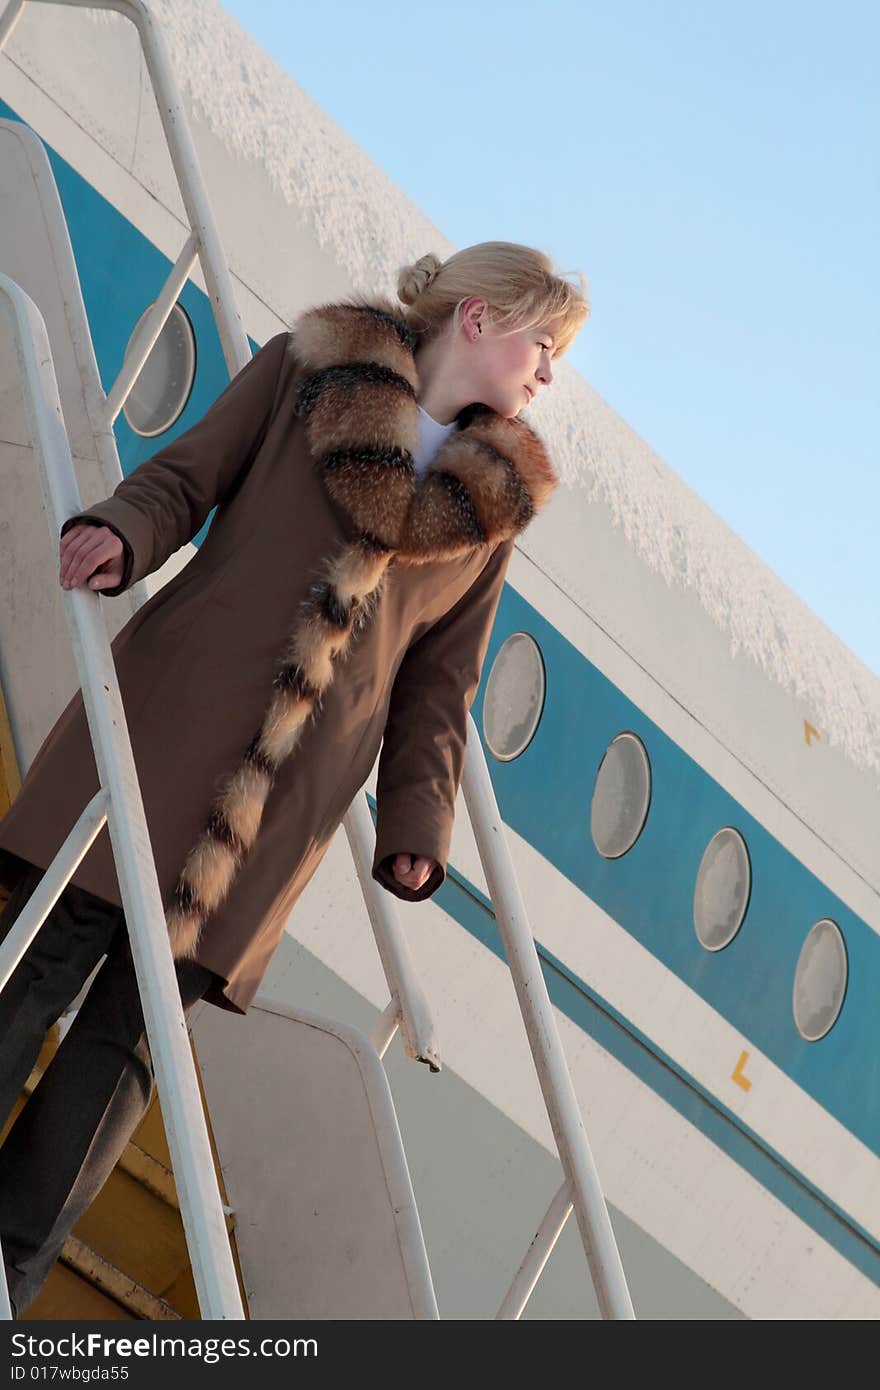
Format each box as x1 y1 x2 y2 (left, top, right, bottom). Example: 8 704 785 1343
391 853 438 891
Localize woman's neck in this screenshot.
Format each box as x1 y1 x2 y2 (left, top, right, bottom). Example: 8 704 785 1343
413 337 471 425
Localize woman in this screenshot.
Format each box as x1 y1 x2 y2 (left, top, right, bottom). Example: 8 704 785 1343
0 241 588 1315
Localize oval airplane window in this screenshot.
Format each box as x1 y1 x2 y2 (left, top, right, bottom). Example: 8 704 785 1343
792 919 848 1041
122 302 196 438
483 632 546 761
693 827 751 951
591 732 651 859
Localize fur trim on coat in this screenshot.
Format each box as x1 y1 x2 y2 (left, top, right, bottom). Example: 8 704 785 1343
165 296 559 958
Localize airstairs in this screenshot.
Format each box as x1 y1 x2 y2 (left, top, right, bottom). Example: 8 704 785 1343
0 0 634 1321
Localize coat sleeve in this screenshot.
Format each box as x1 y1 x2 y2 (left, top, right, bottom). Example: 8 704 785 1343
371 535 515 903
60 331 291 596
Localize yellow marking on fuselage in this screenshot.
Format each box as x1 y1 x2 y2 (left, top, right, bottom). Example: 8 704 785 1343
732 1050 752 1092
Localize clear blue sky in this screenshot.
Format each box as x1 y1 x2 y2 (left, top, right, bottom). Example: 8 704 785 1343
222 0 879 677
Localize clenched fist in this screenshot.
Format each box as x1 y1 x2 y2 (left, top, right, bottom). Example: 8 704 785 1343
391 853 438 892
59 523 124 592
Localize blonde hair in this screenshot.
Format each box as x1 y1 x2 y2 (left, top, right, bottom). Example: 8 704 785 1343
396 241 589 358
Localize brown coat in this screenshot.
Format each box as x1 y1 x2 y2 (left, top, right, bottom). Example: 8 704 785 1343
0 297 556 1014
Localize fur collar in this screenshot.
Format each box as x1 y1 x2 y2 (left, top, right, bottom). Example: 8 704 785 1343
290 295 559 563
164 295 558 960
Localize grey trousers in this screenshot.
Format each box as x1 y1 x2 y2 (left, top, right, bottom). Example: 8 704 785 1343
0 864 215 1318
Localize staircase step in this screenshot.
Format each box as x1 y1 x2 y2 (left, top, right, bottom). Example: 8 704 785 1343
21 1260 135 1322
72 1161 194 1294
23 1237 180 1321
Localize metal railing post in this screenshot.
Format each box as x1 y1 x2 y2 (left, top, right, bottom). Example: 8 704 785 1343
344 791 441 1071
461 710 635 1320
496 1179 574 1320
0 275 244 1320
0 792 108 993
0 0 250 376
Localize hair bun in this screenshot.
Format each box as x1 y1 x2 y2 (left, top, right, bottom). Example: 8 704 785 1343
397 253 442 307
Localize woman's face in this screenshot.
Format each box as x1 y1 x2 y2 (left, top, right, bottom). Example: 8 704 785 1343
463 297 556 418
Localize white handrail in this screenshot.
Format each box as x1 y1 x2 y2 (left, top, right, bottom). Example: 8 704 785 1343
344 791 441 1071
0 792 108 993
104 230 199 423
370 999 400 1058
496 1178 573 1319
461 710 635 1319
0 275 244 1320
0 0 251 379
